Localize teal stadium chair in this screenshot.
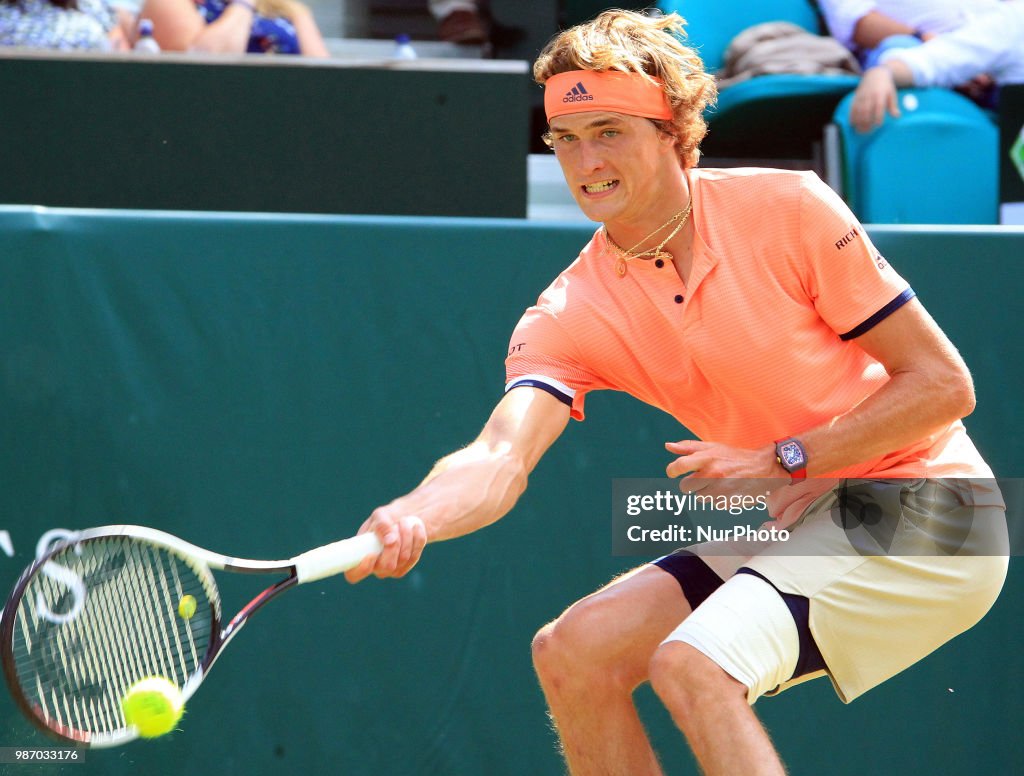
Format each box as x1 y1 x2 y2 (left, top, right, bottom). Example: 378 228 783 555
832 88 998 223
658 1 861 160
661 0 820 73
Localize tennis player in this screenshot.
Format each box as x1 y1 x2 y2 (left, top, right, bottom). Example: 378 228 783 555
346 10 1008 775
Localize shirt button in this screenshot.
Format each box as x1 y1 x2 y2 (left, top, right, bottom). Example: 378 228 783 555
655 259 664 268
674 294 684 304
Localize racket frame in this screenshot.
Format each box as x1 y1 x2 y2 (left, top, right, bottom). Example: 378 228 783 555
1 525 380 747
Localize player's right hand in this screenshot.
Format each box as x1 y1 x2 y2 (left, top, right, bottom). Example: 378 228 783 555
344 509 427 583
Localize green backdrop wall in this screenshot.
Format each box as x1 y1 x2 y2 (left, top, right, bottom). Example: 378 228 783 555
0 53 529 218
0 208 1021 774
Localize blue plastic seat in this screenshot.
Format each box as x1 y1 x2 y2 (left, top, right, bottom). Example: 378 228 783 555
708 72 861 158
658 1 860 159
832 88 998 223
658 0 821 73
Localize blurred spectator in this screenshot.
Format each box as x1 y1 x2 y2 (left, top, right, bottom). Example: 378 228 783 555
817 1 1005 65
0 0 135 49
139 0 328 55
848 0 1024 131
430 0 485 44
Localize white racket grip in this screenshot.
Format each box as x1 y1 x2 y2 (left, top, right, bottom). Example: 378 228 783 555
294 532 384 584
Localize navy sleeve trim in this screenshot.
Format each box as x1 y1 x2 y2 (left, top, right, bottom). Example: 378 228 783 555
505 377 573 407
839 288 917 341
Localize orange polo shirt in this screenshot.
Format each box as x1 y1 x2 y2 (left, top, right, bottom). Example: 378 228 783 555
505 168 993 523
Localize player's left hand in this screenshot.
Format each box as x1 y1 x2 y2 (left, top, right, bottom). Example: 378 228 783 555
665 439 787 497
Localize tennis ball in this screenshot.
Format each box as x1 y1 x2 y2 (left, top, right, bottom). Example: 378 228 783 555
121 677 185 738
178 594 197 620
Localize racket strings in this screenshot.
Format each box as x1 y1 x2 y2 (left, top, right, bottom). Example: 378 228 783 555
9 536 218 739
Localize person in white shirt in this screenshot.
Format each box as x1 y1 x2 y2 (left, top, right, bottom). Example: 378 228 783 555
824 1 1024 131
817 0 1005 60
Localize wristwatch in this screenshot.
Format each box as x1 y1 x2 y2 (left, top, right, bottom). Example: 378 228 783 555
774 438 808 481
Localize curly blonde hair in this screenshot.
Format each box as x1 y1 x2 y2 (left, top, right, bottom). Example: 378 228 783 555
533 9 717 169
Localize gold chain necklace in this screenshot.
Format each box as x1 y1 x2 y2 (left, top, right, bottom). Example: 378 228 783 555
603 199 693 277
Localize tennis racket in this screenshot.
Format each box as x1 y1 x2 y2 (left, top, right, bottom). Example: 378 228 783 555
0 524 382 747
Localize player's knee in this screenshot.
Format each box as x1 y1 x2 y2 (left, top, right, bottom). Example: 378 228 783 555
531 610 592 681
532 597 619 684
648 641 694 699
532 621 588 695
531 620 561 676
649 642 743 713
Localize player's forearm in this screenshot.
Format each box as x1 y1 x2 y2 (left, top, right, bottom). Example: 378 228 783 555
394 440 530 541
796 367 974 477
368 389 566 546
852 11 918 49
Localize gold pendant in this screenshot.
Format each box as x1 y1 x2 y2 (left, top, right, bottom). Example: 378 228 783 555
616 258 627 277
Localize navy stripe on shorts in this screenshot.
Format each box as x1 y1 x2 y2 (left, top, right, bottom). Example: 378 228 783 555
653 551 826 681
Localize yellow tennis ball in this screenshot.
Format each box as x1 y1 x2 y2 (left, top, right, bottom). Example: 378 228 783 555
121 677 185 738
178 594 197 619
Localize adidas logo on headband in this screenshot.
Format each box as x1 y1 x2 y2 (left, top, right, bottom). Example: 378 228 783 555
562 82 594 104
545 70 672 121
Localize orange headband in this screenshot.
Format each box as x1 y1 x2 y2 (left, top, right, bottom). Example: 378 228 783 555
544 70 673 122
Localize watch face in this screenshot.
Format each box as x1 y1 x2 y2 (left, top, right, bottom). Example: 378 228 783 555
779 441 806 470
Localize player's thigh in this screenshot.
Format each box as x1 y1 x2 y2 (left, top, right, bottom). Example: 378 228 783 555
539 564 692 673
660 572 809 704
